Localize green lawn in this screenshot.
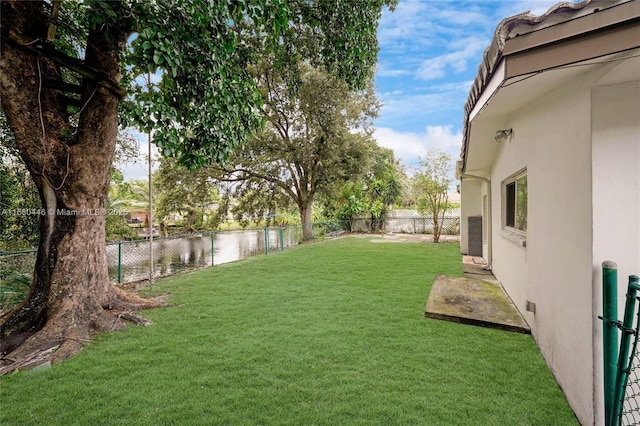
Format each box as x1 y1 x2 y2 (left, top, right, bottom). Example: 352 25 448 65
0 237 577 425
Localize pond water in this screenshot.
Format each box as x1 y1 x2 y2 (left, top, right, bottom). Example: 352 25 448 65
106 228 303 284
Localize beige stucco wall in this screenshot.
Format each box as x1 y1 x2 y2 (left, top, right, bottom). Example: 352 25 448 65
591 81 640 426
461 41 640 422
477 70 640 425
480 77 616 424
459 179 483 255
488 75 596 425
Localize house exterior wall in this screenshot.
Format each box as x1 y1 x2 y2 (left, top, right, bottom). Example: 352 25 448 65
459 179 483 255
592 81 640 306
460 3 640 423
591 81 640 425
487 76 595 424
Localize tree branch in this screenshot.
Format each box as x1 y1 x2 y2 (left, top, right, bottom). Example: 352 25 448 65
43 79 82 94
3 31 127 98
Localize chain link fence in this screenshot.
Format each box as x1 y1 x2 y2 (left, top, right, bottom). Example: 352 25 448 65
0 249 36 313
622 332 640 425
602 266 640 426
2 216 457 311
0 222 349 302
350 208 461 235
0 249 36 278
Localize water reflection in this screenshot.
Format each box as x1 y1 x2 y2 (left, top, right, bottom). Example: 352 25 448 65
107 228 300 284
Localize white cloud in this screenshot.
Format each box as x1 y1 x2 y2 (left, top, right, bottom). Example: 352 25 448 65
497 0 581 19
415 37 488 81
374 125 462 169
376 63 411 78
376 80 471 130
380 92 453 119
432 8 488 26
378 0 434 46
120 160 151 182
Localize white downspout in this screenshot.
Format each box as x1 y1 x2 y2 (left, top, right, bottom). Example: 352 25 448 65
460 173 492 270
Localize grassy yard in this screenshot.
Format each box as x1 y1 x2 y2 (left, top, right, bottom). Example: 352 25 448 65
0 237 577 425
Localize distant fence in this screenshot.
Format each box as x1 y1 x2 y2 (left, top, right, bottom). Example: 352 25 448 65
350 209 460 235
0 249 36 282
1 213 460 296
0 222 347 289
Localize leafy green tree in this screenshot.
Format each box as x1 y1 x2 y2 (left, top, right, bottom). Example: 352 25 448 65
367 149 404 230
412 149 452 243
328 147 404 232
154 157 220 233
332 183 367 231
0 0 394 365
228 178 294 228
211 63 379 240
0 112 40 250
105 169 139 241
0 148 40 251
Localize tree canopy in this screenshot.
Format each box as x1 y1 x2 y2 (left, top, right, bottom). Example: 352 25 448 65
0 0 395 371
204 62 379 240
123 0 394 167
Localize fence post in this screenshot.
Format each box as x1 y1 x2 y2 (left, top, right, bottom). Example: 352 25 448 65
264 226 269 255
211 231 215 267
279 227 284 251
117 241 122 284
611 275 640 425
602 261 618 424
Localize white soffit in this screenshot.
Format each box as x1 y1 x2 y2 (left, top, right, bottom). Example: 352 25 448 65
472 49 639 121
469 60 505 122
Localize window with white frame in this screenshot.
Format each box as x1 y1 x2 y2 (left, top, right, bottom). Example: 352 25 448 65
504 170 527 233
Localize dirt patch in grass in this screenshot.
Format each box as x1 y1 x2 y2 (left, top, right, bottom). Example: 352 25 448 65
354 233 460 243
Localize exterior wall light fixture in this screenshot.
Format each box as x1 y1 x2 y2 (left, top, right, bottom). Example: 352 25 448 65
495 128 513 143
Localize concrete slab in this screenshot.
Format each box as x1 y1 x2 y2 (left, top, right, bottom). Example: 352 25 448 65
425 275 530 334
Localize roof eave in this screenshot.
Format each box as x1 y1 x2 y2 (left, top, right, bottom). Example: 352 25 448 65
458 0 634 174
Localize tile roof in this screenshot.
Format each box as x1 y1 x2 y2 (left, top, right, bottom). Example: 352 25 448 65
459 0 630 169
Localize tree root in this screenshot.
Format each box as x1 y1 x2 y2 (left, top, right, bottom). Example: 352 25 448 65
103 285 172 311
0 287 172 376
0 345 60 376
114 311 152 326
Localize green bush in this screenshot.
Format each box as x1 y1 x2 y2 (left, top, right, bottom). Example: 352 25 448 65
0 273 30 314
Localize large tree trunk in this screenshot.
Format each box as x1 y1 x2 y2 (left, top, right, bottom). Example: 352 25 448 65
0 1 164 370
299 202 314 241
432 209 441 243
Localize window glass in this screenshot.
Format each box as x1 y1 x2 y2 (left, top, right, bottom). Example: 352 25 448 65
506 182 515 228
504 171 527 233
515 175 527 232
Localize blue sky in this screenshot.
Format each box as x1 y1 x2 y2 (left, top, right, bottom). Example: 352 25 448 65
122 0 573 180
373 0 576 170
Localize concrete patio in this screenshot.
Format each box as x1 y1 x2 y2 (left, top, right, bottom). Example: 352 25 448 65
424 256 530 334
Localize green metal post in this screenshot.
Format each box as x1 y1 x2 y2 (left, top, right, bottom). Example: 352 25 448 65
117 242 122 284
211 231 215 266
602 261 618 425
611 275 640 426
279 227 284 251
264 226 269 255
413 217 416 234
